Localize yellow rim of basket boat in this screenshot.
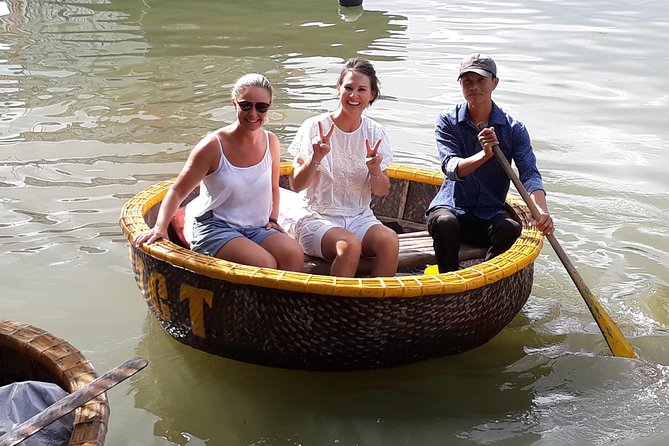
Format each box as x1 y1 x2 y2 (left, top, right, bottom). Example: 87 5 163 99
119 162 544 298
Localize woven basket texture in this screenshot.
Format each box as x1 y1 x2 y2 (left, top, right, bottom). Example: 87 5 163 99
0 320 109 445
120 163 543 370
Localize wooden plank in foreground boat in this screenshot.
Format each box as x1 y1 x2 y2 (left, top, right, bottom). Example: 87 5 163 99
0 320 110 445
0 358 146 446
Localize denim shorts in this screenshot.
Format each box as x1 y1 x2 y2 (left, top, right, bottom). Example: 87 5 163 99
190 212 278 257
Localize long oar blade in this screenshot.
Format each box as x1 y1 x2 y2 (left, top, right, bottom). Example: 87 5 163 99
0 357 148 446
484 134 635 358
545 232 636 357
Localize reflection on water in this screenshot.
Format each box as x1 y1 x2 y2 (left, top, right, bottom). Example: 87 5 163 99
0 0 406 146
134 315 669 445
2 0 669 444
133 315 536 445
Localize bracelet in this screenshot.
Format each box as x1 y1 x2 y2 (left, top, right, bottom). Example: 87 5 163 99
268 217 278 225
311 160 321 167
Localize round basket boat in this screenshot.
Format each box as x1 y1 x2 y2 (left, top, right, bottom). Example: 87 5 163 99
119 163 544 371
0 320 109 445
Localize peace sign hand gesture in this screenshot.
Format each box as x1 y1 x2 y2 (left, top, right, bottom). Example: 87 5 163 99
365 138 383 175
311 121 335 164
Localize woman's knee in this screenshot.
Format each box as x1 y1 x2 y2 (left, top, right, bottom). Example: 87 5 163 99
364 226 399 257
261 235 304 271
335 236 362 259
320 228 362 262
381 229 399 254
279 240 305 271
249 252 278 269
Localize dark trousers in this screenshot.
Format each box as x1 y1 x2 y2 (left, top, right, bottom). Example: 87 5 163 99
426 208 522 273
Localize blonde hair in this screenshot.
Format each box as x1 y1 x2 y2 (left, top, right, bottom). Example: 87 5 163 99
231 73 273 100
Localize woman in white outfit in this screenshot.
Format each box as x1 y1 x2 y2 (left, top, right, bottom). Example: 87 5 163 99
289 57 399 277
135 73 304 271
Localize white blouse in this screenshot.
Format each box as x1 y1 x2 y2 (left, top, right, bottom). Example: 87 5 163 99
288 113 393 217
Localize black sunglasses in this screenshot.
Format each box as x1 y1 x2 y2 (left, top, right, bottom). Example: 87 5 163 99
236 100 271 114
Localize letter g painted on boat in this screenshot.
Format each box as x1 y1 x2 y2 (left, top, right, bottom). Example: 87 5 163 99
147 272 171 321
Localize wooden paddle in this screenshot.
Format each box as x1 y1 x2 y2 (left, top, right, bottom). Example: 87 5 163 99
479 124 636 358
0 357 148 446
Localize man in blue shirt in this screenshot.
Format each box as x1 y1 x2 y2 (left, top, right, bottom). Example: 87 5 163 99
426 53 553 272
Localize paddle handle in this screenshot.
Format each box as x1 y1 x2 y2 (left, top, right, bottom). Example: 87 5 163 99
491 144 636 358
0 358 148 446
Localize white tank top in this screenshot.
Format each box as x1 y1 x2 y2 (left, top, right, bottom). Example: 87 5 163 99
184 131 272 241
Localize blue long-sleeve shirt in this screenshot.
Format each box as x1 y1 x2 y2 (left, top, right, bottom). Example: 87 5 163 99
427 101 545 219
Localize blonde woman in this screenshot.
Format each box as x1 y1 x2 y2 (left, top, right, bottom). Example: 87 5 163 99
135 73 304 271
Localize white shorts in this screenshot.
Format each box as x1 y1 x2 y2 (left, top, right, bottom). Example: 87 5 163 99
293 209 381 259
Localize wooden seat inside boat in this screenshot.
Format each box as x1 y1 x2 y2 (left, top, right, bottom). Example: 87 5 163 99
301 228 486 275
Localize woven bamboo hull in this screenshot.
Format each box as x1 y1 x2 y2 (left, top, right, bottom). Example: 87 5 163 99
0 320 109 445
120 163 544 371
132 248 533 369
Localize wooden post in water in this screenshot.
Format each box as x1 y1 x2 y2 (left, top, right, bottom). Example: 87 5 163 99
339 0 363 6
